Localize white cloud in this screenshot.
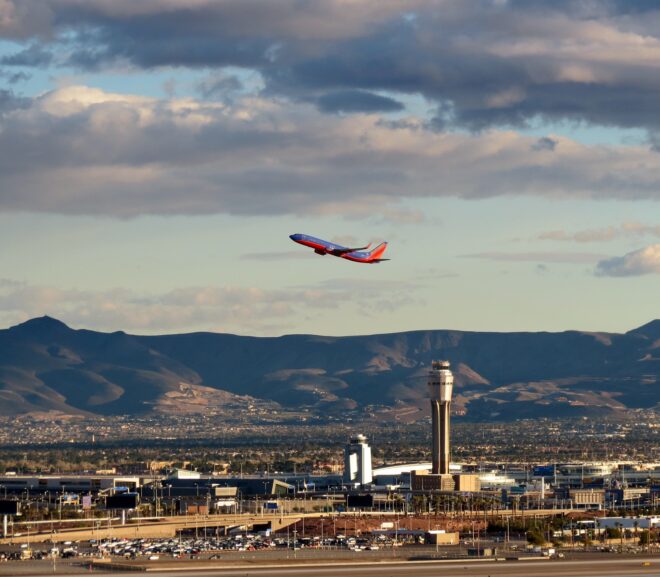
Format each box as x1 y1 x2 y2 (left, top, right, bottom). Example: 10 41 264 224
2 86 660 219
596 244 660 277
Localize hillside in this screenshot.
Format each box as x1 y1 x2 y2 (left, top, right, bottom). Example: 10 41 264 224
0 316 657 421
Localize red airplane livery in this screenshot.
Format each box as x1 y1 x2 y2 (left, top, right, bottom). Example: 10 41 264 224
289 234 389 263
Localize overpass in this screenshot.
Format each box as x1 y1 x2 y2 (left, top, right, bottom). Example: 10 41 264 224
1 508 577 543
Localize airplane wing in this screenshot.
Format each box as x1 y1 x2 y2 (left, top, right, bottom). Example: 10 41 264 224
330 244 371 256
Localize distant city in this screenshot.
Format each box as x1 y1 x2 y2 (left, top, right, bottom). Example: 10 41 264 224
0 362 655 572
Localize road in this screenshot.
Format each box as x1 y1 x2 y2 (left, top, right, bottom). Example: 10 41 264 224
0 556 657 576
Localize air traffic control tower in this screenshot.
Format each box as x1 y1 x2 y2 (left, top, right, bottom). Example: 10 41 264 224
412 360 480 492
429 360 453 475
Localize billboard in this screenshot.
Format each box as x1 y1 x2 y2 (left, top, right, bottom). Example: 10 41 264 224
533 466 555 477
347 494 374 509
106 493 139 509
0 500 20 515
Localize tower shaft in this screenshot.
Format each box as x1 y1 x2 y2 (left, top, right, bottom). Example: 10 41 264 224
431 399 451 475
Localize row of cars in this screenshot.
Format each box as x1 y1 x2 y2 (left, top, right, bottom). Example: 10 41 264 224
93 534 290 559
1 532 407 562
91 533 399 559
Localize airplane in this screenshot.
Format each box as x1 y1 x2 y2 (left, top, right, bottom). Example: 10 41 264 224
289 233 389 263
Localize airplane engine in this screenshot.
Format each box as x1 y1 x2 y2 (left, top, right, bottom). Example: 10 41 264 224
314 249 326 255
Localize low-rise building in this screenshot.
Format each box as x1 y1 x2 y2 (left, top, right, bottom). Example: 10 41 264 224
426 530 460 545
569 488 605 507
597 516 659 530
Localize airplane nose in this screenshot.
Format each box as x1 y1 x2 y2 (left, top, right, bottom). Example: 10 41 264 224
289 234 300 241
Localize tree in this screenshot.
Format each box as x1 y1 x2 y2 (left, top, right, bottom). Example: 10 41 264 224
605 526 621 539
527 528 545 546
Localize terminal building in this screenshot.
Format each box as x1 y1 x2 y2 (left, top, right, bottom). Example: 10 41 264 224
0 474 141 494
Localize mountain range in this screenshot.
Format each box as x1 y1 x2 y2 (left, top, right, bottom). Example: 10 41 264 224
0 316 657 421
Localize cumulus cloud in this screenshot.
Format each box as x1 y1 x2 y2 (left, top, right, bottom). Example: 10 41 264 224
596 244 660 277
540 222 660 243
3 85 660 218
4 1 660 133
0 278 417 335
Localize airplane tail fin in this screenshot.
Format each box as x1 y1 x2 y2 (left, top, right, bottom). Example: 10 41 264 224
368 242 388 260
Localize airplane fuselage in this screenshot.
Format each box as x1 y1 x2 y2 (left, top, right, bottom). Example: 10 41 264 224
289 233 388 263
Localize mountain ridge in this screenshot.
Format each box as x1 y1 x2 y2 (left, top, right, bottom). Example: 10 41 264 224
0 317 657 421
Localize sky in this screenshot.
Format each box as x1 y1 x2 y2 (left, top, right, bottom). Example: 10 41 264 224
0 0 658 337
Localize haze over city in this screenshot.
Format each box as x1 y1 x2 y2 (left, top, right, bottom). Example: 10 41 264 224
0 1 658 336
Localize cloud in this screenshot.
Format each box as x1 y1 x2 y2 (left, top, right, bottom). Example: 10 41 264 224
463 251 605 263
539 222 660 243
596 244 660 277
5 1 660 134
0 87 27 112
289 277 422 317
3 85 660 218
316 90 404 114
0 43 52 66
196 72 244 99
531 137 557 152
1 70 30 83
0 277 417 335
375 207 425 225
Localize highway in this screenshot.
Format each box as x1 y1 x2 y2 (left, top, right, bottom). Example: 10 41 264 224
0 556 657 576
